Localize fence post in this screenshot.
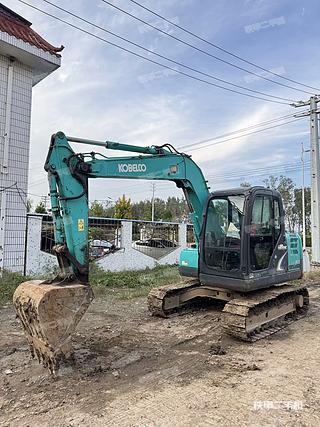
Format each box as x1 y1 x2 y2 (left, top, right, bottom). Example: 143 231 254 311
24 215 45 275
23 214 29 276
121 220 132 248
179 222 187 249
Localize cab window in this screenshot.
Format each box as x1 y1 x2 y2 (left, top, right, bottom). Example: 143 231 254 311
250 196 273 270
274 199 281 241
204 195 244 272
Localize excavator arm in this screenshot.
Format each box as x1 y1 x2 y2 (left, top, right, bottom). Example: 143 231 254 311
44 132 209 283
13 132 209 372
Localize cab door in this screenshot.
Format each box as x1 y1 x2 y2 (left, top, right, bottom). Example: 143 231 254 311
200 193 245 279
248 191 287 275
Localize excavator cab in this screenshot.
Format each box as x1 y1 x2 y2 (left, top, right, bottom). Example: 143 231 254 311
199 186 303 291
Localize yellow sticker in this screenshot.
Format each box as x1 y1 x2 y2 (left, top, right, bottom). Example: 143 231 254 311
78 219 85 231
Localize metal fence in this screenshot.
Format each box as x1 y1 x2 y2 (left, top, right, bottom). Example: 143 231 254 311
40 216 122 261
88 217 121 260
0 186 28 274
187 224 196 247
25 215 192 275
3 214 27 273
132 220 180 260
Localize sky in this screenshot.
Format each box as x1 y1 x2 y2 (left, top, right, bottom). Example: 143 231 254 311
7 0 320 207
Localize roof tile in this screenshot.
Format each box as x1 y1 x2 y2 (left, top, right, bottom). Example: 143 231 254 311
0 4 63 57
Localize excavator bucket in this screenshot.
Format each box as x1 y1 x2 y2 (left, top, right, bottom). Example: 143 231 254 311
13 280 93 374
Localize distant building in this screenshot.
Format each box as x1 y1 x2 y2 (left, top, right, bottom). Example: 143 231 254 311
0 3 62 272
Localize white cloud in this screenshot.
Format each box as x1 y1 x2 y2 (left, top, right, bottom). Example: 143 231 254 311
5 0 314 204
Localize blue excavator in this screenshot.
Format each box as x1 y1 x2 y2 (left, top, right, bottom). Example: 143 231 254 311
13 132 309 373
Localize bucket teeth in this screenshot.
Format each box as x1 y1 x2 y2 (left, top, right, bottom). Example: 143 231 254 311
13 280 93 374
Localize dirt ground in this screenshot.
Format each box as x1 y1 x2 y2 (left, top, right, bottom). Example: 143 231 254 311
1 283 320 427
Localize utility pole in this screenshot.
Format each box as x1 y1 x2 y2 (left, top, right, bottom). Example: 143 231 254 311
301 142 310 250
310 96 320 262
293 96 320 263
151 183 155 222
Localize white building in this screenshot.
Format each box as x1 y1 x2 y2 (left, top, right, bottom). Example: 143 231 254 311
0 4 62 272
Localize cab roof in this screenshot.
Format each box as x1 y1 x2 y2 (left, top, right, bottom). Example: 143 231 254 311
210 186 281 198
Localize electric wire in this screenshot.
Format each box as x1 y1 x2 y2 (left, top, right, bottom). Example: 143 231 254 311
27 115 307 192
126 0 320 92
21 0 294 104
101 159 311 195
142 162 311 194
177 112 306 150
207 160 311 178
101 0 314 96
181 118 305 152
153 162 311 183
0 182 18 192
15 183 28 208
207 164 311 182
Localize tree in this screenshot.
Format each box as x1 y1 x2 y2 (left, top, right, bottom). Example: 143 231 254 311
27 198 32 213
263 175 296 232
90 201 106 217
263 175 278 190
130 196 188 221
240 181 251 188
114 195 133 219
35 201 47 214
293 187 311 241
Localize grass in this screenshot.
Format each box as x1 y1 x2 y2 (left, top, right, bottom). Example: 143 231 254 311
0 271 31 306
90 263 181 300
0 264 181 305
2 264 320 306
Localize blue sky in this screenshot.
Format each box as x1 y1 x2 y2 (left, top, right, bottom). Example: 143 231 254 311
7 0 320 206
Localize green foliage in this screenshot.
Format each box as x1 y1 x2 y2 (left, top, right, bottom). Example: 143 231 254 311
89 263 180 299
240 181 251 188
90 201 106 217
27 198 32 213
262 174 311 237
132 196 188 221
114 195 133 219
0 271 31 305
35 201 47 214
294 187 311 239
89 201 115 218
0 265 180 305
89 196 188 221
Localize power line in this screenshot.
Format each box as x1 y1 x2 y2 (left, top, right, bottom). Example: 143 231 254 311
126 0 320 93
22 0 293 105
103 158 311 195
63 156 312 197
216 159 311 175
178 112 305 150
182 117 305 152
28 177 47 188
211 165 311 183
131 164 310 195
147 161 312 193
0 182 18 192
208 162 311 181
101 0 314 97
15 183 28 208
26 115 306 193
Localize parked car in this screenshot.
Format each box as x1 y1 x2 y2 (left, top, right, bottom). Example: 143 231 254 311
133 238 177 248
89 239 116 258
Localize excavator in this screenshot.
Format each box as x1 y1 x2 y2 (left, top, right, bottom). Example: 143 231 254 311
13 132 309 373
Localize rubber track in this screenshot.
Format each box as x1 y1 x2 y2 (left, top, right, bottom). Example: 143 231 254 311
221 284 309 342
147 279 200 317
